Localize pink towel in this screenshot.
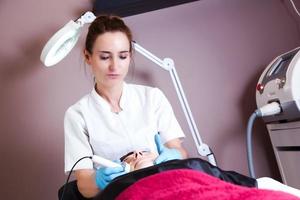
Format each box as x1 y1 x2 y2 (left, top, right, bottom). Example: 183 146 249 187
117 169 300 200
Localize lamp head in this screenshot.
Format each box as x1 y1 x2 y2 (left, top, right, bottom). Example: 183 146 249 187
40 11 96 67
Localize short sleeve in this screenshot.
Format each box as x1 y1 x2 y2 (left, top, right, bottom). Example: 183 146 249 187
153 88 185 144
64 106 93 173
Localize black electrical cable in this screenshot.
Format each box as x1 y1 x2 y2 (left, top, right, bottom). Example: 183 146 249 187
246 110 261 179
246 112 257 178
60 156 92 200
246 102 281 179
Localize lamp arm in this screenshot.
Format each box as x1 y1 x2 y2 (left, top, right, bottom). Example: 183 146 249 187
168 63 216 166
133 42 167 69
132 42 217 166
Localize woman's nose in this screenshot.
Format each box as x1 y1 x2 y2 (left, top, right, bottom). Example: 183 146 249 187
135 151 143 159
108 57 118 71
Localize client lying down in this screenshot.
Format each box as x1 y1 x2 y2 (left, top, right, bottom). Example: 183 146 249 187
98 150 300 200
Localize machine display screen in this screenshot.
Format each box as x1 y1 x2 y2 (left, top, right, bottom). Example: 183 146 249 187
268 53 295 77
272 58 291 75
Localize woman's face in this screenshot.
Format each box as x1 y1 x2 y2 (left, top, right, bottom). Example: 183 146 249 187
122 151 158 171
85 31 131 89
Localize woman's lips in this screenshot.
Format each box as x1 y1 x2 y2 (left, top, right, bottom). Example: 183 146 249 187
107 74 120 79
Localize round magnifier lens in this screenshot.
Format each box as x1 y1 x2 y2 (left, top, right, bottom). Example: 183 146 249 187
40 20 81 67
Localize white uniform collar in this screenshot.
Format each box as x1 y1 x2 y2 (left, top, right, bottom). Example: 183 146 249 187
119 82 127 110
91 82 127 113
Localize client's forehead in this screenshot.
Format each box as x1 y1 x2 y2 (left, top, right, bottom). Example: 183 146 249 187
121 151 154 161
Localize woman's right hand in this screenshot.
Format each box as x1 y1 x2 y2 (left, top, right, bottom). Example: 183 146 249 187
95 165 126 190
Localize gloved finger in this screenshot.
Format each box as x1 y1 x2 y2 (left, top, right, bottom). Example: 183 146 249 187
108 171 127 180
114 159 122 164
101 175 108 183
100 171 113 182
111 160 130 173
154 154 167 165
100 170 124 182
154 148 182 164
97 169 109 182
95 169 110 189
99 178 109 187
155 134 164 154
102 165 124 176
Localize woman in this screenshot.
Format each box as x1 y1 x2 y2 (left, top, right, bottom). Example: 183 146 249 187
64 15 188 198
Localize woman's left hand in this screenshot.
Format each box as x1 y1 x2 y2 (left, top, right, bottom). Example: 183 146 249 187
154 134 182 164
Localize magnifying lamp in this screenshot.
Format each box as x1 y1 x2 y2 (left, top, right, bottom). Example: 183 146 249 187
40 12 96 67
40 12 217 166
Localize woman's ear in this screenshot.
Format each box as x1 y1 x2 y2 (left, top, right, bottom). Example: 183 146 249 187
83 49 92 65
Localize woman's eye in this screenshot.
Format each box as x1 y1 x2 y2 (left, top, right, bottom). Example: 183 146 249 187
119 55 127 60
100 56 109 60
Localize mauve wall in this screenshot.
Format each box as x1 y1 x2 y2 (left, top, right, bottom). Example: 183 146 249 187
1 0 300 199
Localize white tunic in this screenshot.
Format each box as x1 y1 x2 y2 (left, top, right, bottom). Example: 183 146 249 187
64 83 185 173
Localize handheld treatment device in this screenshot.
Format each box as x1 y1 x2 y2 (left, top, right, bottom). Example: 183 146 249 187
92 155 130 172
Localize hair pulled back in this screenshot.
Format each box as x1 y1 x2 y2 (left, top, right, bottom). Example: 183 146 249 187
85 15 133 54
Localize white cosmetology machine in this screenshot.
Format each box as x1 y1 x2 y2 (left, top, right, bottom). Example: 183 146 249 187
247 47 300 189
256 47 300 123
40 11 217 166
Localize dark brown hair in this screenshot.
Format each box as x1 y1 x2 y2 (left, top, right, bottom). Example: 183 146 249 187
85 15 133 54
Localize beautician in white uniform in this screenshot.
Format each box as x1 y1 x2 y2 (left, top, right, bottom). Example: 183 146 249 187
64 15 188 198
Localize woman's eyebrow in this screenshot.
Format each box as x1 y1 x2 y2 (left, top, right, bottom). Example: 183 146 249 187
120 151 134 161
97 50 129 54
119 50 129 53
97 51 110 54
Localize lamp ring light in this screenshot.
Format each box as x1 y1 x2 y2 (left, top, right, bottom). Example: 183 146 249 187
40 11 96 67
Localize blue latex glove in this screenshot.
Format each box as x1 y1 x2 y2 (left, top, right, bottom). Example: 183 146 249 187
154 134 182 164
95 162 126 190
